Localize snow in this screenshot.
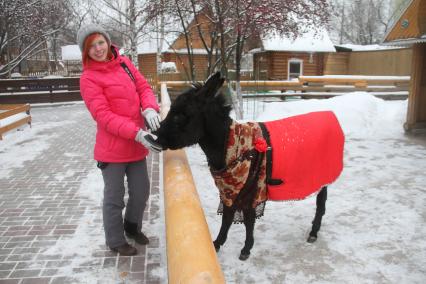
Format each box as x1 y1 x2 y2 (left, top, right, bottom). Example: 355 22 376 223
336 43 405 51
137 32 175 54
0 112 29 128
61 45 81 61
167 48 209 54
10 72 23 78
300 75 411 81
1 93 425 283
260 28 336 53
161 62 177 73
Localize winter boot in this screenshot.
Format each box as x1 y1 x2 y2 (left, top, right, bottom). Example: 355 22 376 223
110 243 137 256
124 220 150 245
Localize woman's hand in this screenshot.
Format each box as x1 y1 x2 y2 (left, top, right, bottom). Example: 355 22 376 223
135 129 162 153
142 108 161 131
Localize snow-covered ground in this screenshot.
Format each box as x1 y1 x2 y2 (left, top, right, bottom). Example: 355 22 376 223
187 93 426 283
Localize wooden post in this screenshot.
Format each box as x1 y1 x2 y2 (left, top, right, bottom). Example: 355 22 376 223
161 84 225 284
405 43 426 131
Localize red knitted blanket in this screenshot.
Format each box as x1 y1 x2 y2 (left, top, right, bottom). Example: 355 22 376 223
264 111 345 201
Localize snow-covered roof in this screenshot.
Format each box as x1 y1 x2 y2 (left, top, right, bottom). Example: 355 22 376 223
260 28 336 53
336 43 405 51
137 32 177 54
61 45 81 61
167 48 209 54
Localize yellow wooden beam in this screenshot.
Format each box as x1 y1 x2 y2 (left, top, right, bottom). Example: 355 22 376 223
161 83 225 284
0 104 30 120
0 116 31 140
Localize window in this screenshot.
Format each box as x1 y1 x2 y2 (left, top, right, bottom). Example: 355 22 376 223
288 59 303 80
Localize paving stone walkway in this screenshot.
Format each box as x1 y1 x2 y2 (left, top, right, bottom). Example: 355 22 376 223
0 103 164 284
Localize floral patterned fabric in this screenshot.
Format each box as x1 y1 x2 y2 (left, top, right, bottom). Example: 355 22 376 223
210 121 268 211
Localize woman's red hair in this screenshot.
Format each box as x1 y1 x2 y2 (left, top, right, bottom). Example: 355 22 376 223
82 33 113 66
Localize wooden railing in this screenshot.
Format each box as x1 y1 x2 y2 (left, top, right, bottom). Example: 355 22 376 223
0 77 81 104
161 83 225 283
161 75 411 101
0 104 31 140
0 75 410 104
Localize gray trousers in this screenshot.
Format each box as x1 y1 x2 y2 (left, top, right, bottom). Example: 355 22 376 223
100 159 150 248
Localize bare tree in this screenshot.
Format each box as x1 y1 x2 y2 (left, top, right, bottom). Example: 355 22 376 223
151 0 211 81
84 0 160 67
330 0 404 45
0 0 72 77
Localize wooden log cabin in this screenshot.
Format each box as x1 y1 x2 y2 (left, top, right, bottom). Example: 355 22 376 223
383 0 426 132
252 29 336 80
138 12 218 82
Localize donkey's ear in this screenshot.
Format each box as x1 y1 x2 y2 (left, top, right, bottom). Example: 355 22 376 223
201 72 225 98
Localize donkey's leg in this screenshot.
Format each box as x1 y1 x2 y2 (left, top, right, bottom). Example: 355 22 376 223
239 207 256 261
307 186 328 243
213 205 236 252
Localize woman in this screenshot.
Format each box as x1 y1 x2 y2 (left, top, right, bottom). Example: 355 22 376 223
77 24 161 256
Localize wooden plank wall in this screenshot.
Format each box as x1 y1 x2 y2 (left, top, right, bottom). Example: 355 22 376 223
323 53 349 75
163 52 211 81
170 13 213 50
348 48 412 76
323 48 412 76
138 53 157 78
385 0 425 41
254 51 325 80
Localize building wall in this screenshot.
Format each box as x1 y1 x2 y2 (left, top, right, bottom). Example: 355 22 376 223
138 52 214 82
171 13 214 50
347 48 412 76
253 51 325 80
385 0 426 42
138 53 157 78
163 52 212 81
323 53 349 75
323 48 412 76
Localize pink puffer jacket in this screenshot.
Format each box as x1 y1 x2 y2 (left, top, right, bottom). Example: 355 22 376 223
80 46 159 162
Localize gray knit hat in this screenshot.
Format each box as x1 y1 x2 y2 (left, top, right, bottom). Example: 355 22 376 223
76 24 111 51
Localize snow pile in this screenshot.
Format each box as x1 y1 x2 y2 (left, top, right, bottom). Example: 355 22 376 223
61 45 81 61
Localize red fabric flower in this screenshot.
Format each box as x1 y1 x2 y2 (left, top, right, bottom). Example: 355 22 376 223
254 137 268 152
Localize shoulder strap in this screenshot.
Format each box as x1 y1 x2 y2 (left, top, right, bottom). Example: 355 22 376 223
259 122 283 186
120 62 135 82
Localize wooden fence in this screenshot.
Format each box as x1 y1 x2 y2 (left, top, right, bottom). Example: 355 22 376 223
324 48 412 76
0 75 410 105
0 77 81 104
162 75 411 101
0 104 31 140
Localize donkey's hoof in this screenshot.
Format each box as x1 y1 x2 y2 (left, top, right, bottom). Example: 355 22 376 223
239 253 250 261
307 235 317 243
